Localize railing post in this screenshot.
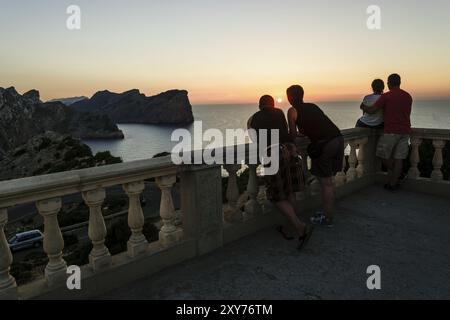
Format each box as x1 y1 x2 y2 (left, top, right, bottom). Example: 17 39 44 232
123 181 148 257
36 198 67 286
180 164 223 256
335 141 348 187
82 188 112 272
244 165 262 217
346 140 358 182
408 137 423 179
0 209 17 299
156 175 183 248
224 165 243 222
356 138 369 178
431 140 446 181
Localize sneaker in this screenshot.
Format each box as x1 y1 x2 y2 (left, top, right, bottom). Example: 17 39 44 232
312 211 324 218
310 213 334 227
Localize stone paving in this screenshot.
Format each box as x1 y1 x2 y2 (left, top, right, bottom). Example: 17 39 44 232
100 186 450 300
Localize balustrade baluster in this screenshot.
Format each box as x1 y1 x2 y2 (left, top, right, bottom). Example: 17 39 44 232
244 165 262 217
346 141 358 182
0 209 17 297
408 137 423 179
431 140 446 181
356 138 369 178
156 175 183 247
82 188 111 271
335 142 348 186
123 181 148 257
224 165 242 222
36 198 67 286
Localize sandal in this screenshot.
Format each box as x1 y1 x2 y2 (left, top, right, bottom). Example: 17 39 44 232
297 225 314 251
277 226 295 241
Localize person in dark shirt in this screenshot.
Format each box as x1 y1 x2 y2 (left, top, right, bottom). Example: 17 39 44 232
248 97 292 146
287 85 344 227
248 95 313 250
362 74 413 191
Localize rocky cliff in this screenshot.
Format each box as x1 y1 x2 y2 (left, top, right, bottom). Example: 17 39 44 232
0 87 124 155
0 131 122 181
70 89 194 125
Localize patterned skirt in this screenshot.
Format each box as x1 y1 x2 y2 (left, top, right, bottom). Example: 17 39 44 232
264 144 305 202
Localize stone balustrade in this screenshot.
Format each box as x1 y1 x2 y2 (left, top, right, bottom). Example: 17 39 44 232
0 127 449 299
408 128 450 182
222 128 379 217
0 156 189 299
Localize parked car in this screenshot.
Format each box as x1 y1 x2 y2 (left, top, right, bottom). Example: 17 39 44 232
8 230 44 252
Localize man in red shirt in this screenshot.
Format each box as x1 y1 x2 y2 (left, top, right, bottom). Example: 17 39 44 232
362 74 413 191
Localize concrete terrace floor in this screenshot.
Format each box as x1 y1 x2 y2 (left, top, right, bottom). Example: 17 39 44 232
99 185 450 300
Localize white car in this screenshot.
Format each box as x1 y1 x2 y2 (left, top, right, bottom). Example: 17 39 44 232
8 230 44 252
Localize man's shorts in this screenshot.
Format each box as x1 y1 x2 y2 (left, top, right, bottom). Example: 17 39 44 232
311 136 345 178
376 134 410 160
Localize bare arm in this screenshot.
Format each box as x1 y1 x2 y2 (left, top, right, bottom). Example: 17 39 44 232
363 94 386 115
247 115 254 129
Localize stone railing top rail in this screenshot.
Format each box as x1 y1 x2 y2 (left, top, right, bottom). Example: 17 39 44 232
294 127 377 147
191 128 376 160
0 155 178 208
411 128 450 140
1 127 448 208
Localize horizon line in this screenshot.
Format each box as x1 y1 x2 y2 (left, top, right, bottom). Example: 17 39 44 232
3 85 450 105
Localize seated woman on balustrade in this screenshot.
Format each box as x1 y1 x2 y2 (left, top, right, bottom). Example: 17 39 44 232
247 95 313 250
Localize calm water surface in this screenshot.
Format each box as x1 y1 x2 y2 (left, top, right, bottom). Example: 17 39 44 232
84 100 450 162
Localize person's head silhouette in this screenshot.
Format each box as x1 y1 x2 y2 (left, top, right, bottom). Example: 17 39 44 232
372 79 385 95
259 95 275 110
286 85 304 106
387 74 401 90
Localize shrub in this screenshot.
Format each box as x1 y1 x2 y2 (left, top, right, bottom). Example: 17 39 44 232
104 195 128 213
12 148 26 157
93 151 122 165
105 218 159 255
58 202 89 228
10 252 47 286
33 162 52 175
63 233 79 247
63 145 91 161
37 137 52 151
10 262 34 286
64 242 92 267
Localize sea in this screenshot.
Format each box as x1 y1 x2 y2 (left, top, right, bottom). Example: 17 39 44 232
84 100 450 162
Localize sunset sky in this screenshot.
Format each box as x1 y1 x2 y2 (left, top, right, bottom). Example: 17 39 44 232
1 0 450 103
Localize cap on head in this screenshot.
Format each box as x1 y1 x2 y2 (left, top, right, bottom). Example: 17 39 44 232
387 74 401 88
259 95 275 109
286 85 304 106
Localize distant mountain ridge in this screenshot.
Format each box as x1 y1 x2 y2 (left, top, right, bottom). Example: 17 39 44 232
70 89 194 125
48 96 88 106
0 87 124 155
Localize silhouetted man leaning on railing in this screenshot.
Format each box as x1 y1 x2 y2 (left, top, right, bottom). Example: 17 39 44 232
287 85 344 228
